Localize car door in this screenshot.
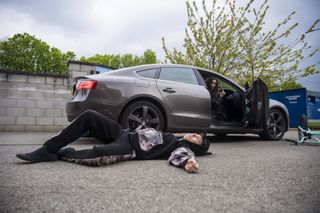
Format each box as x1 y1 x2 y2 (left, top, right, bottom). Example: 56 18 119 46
156 67 212 128
244 78 269 128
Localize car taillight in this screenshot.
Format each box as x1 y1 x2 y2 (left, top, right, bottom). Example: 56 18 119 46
76 80 97 90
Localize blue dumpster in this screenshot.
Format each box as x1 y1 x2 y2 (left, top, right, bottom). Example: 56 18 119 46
270 88 320 127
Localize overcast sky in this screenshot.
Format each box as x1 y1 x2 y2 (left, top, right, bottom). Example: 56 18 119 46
0 0 319 91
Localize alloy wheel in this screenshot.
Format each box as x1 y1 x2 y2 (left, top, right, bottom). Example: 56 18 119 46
266 109 286 139
122 101 164 131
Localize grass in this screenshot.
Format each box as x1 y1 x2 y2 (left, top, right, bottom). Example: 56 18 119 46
308 120 320 130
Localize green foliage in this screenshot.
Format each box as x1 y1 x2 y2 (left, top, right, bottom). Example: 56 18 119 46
141 49 158 64
80 49 158 69
271 80 302 92
162 0 320 91
0 33 158 75
0 33 76 75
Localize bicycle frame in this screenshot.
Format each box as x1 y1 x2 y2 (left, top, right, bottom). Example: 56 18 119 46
296 126 320 145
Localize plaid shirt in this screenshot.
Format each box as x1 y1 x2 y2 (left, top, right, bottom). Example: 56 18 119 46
168 147 195 168
61 151 136 166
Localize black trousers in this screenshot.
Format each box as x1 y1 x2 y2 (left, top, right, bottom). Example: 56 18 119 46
44 110 133 159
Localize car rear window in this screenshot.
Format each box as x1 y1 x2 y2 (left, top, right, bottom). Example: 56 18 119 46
136 69 158 79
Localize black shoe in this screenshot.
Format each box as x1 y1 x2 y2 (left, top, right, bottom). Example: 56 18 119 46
16 147 57 162
57 147 76 159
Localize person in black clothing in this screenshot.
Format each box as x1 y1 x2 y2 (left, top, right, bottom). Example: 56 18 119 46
206 76 229 121
16 110 210 173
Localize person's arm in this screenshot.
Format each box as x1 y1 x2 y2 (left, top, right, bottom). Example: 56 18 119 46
168 147 199 173
218 88 226 98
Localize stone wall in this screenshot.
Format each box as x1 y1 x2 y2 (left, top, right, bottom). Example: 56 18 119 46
0 72 72 132
0 61 112 132
68 61 96 79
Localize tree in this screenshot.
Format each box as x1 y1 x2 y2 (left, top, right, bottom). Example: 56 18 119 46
141 49 158 64
80 49 158 69
0 33 76 75
162 0 319 91
121 54 139 67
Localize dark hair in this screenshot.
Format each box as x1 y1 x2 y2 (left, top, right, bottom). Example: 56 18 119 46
186 132 210 155
206 76 219 97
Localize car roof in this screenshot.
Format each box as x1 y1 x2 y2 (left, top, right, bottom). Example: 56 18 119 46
108 63 219 75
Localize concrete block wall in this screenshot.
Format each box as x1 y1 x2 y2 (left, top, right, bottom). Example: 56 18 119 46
68 62 96 79
0 61 105 132
0 72 72 132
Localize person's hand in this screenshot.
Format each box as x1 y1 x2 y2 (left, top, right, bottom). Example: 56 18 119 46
219 89 226 97
184 159 199 173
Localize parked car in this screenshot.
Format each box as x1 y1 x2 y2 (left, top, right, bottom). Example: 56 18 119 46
66 64 289 140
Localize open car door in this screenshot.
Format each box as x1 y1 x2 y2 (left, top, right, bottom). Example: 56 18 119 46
244 79 269 128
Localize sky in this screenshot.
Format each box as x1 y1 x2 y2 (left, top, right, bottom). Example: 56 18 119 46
0 0 319 91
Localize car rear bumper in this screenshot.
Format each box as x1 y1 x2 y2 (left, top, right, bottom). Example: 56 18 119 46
65 101 93 121
66 101 121 122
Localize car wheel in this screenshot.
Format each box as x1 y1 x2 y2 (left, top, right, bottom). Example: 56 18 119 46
120 101 164 131
260 108 286 140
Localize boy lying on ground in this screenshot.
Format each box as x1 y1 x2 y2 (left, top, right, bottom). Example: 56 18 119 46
16 110 210 173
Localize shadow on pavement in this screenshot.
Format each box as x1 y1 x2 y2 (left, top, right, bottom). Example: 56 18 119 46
207 134 260 143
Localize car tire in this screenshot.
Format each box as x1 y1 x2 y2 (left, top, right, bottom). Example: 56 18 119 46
260 108 286 140
120 101 164 131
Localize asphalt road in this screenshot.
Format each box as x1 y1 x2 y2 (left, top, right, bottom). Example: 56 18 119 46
0 131 319 213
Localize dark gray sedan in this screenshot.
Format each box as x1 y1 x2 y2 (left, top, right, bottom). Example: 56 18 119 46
66 64 289 140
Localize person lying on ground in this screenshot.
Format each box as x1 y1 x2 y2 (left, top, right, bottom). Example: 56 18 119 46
16 110 210 173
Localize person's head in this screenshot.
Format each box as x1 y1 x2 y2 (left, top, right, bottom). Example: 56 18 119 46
183 132 210 155
183 133 203 145
206 76 219 94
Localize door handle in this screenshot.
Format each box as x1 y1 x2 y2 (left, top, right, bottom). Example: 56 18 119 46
163 88 176 93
